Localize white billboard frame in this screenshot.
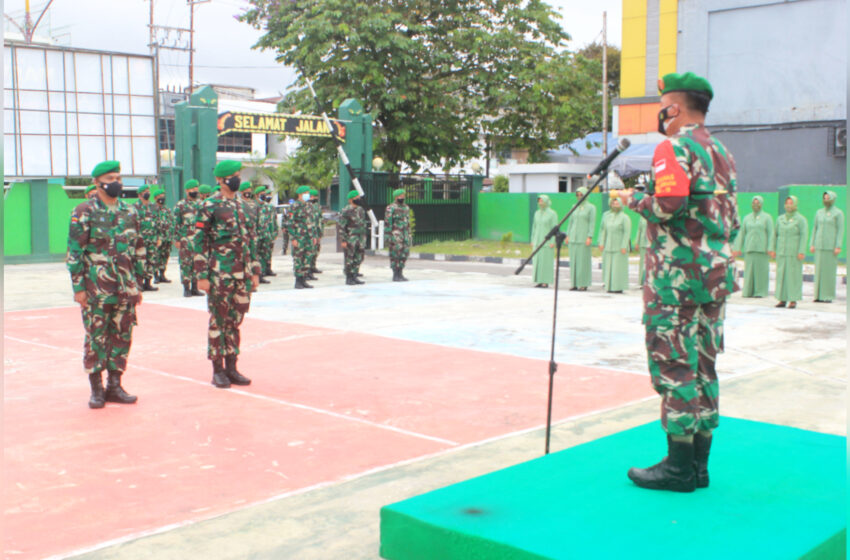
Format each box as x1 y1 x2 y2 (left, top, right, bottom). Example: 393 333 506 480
4 42 159 179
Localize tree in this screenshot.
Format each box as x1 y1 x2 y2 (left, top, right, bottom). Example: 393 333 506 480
242 0 604 170
577 43 621 100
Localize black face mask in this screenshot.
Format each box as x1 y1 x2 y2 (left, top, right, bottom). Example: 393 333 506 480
353 198 365 206
156 198 165 205
101 181 123 198
396 198 405 205
261 195 271 202
225 176 241 192
188 191 199 199
142 193 150 201
657 105 675 135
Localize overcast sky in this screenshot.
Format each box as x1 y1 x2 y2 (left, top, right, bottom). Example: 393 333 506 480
4 0 622 98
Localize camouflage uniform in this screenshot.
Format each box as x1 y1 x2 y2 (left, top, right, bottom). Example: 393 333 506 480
286 200 315 281
192 193 260 361
67 197 146 376
256 200 274 274
629 123 739 436
174 196 201 285
309 199 323 272
339 202 368 277
384 201 412 275
137 201 159 283
156 201 175 278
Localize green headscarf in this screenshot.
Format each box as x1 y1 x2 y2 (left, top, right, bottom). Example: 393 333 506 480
785 195 798 215
576 187 588 197
751 195 763 213
824 190 837 207
537 194 551 209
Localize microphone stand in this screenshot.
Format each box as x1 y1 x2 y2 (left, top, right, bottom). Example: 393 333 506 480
515 171 610 455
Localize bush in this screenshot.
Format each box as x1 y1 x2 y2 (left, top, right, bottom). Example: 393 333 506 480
500 231 513 245
493 175 509 193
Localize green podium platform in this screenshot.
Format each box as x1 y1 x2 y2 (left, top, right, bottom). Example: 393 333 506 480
381 418 846 560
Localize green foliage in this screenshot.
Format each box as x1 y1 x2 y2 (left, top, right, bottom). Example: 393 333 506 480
493 175 509 193
242 0 605 170
500 231 514 245
254 137 337 199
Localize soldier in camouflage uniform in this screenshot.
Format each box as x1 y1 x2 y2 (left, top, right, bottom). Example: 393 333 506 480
192 161 260 388
384 188 412 281
174 179 203 297
199 184 213 200
339 189 368 285
280 200 293 255
287 186 316 289
309 188 323 276
67 160 145 408
619 73 740 493
152 186 174 284
254 185 277 278
239 182 268 284
85 184 98 199
136 184 159 292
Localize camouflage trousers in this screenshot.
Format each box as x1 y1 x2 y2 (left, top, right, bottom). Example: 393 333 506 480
643 299 725 436
257 237 272 273
81 301 137 374
143 240 159 278
158 240 172 272
310 239 321 269
178 238 195 283
291 239 313 277
387 241 409 271
344 242 365 276
206 278 252 360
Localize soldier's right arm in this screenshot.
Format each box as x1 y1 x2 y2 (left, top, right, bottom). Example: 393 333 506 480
191 201 213 280
384 205 394 242
630 139 689 223
129 207 147 283
66 202 92 294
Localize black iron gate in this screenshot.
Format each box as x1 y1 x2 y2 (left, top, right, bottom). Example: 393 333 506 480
353 172 473 245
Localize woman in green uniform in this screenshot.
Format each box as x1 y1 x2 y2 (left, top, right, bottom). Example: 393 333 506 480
771 196 807 309
530 195 558 288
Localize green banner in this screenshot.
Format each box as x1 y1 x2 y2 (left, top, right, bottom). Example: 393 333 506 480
217 111 346 140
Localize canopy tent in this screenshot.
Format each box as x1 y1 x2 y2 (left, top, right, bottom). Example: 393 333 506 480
546 132 658 178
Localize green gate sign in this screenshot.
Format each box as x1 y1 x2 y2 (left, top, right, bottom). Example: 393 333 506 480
217 111 346 140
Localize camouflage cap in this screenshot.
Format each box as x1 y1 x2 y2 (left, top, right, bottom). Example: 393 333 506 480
92 160 120 178
213 160 242 178
658 72 713 100
198 184 213 194
184 179 199 190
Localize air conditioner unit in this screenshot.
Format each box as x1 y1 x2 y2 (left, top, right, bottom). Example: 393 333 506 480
829 126 846 157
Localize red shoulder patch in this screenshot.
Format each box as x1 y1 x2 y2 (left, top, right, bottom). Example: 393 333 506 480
652 140 689 197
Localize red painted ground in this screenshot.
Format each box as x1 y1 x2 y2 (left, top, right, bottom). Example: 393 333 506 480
4 304 654 559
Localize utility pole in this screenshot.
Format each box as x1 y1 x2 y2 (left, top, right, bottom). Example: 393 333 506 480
187 0 210 95
147 0 208 94
602 11 608 160
4 0 56 43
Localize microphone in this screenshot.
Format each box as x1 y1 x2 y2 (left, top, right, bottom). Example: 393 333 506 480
587 138 631 177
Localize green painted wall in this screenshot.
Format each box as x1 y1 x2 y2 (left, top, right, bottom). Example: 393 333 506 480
477 193 532 243
48 184 84 254
4 183 32 256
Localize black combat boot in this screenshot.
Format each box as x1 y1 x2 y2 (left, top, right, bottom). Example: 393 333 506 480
306 272 318 281
356 272 364 278
224 356 251 386
143 277 158 292
693 432 712 489
211 358 230 388
294 277 314 289
397 269 408 282
392 269 400 282
104 371 138 404
265 269 277 277
183 281 192 297
627 436 696 492
352 274 364 285
311 267 323 274
345 274 356 285
88 372 105 409
259 275 270 284
190 280 203 296
158 271 171 283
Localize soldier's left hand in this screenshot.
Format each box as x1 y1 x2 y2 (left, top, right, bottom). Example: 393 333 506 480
620 248 627 254
835 248 842 256
251 275 259 291
797 253 804 261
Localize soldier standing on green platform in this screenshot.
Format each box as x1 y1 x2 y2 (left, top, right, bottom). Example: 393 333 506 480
339 189 368 285
385 188 412 281
67 160 144 409
620 72 740 492
152 187 173 285
635 216 650 287
174 179 203 297
598 198 631 293
732 196 773 298
309 188 323 276
566 186 595 291
770 196 807 309
809 191 844 303
192 160 260 388
136 184 159 292
239 182 268 284
287 186 315 289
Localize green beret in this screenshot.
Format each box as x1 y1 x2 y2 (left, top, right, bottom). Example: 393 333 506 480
199 184 213 194
92 160 120 178
184 179 199 190
296 185 310 194
152 187 164 198
85 184 97 194
213 185 220 192
309 188 319 196
392 188 405 198
239 181 253 192
658 72 713 100
254 185 268 195
347 190 361 200
138 184 150 194
214 160 242 178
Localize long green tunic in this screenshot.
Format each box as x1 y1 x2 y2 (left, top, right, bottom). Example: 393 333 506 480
774 212 807 303
567 197 596 289
734 207 775 298
599 209 631 292
635 217 649 286
810 193 844 302
531 196 559 285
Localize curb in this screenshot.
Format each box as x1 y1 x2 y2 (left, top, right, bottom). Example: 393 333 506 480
363 250 847 284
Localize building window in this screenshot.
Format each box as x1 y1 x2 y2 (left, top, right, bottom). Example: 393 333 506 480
218 132 252 153
558 176 569 193
159 118 176 151
571 176 587 192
